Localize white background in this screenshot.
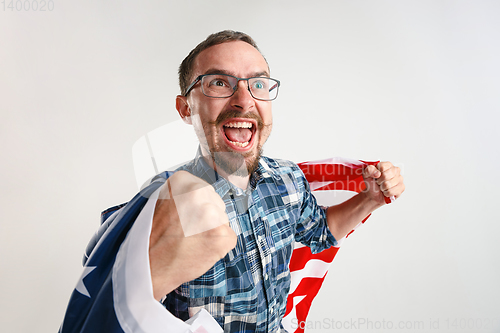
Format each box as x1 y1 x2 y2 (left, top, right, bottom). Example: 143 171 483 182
1 1 500 332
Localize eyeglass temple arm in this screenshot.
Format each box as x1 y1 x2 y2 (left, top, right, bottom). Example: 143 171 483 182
184 76 202 96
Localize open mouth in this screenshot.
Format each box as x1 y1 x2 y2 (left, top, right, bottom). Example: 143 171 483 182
222 120 256 150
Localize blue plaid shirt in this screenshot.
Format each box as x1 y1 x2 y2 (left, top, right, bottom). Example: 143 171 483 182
157 150 337 332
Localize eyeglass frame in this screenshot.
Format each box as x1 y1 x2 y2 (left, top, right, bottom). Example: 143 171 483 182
183 74 281 101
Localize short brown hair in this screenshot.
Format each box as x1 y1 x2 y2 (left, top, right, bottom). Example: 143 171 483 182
178 30 264 96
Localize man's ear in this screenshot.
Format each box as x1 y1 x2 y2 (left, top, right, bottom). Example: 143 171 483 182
176 95 192 125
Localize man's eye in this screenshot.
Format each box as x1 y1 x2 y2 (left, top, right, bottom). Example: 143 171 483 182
210 79 228 87
252 80 266 90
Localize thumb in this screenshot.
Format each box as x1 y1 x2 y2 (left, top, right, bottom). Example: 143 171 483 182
363 164 381 180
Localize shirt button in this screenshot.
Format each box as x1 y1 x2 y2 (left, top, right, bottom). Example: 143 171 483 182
270 307 274 314
264 273 268 280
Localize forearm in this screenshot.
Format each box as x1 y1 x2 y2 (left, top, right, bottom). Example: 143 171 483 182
326 192 384 241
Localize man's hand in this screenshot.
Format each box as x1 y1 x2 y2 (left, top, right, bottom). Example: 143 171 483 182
362 161 405 206
149 171 237 301
327 161 404 240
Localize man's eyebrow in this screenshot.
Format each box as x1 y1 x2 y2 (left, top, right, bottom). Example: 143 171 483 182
203 68 271 78
253 71 270 78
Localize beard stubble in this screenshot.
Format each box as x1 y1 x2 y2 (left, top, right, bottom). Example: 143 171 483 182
203 109 270 177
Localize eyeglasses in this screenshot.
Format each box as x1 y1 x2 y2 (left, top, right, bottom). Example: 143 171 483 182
184 74 280 101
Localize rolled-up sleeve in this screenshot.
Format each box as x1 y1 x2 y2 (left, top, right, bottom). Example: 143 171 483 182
293 169 337 253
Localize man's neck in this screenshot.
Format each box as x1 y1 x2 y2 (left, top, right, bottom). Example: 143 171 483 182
225 172 250 190
201 154 250 190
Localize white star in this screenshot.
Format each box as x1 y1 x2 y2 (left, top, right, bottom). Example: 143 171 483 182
75 266 96 298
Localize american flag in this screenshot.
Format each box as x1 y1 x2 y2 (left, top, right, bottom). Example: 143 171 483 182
282 157 391 333
59 157 388 333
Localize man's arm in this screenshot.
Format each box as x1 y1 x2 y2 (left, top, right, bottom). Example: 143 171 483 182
149 171 237 301
326 162 405 241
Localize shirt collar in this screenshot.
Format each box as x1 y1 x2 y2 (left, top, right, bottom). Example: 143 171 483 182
178 146 271 197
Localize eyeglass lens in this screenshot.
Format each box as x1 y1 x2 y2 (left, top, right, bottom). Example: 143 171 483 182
201 74 278 100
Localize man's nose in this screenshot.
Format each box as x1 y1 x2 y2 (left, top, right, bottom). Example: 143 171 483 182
230 80 255 110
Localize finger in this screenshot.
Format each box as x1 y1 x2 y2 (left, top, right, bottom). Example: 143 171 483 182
377 166 401 185
382 181 405 199
179 202 228 237
379 174 404 194
375 166 400 186
375 163 391 183
215 196 227 211
363 165 381 179
378 177 395 192
170 170 214 196
380 172 404 190
158 180 172 200
377 161 394 173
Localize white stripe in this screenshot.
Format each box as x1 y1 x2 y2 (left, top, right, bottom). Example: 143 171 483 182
113 188 222 333
299 157 365 167
288 259 331 295
281 295 306 333
312 189 357 206
309 181 333 191
293 241 305 249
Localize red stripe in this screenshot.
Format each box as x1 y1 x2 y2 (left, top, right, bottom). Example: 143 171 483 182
284 158 384 332
284 275 328 319
297 163 363 183
297 161 379 182
298 161 378 193
301 160 391 203
312 176 366 192
288 246 338 272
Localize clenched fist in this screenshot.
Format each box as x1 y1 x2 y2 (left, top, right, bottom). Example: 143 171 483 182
362 161 405 205
149 171 237 300
326 161 405 241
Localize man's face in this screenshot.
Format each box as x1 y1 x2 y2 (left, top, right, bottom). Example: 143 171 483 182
178 41 273 177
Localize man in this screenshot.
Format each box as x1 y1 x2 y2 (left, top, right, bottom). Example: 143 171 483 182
95 31 404 332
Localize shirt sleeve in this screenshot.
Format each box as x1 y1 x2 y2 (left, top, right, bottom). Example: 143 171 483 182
293 167 338 253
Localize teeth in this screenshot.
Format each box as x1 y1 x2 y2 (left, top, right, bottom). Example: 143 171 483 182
223 121 252 148
224 121 253 128
228 140 249 147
